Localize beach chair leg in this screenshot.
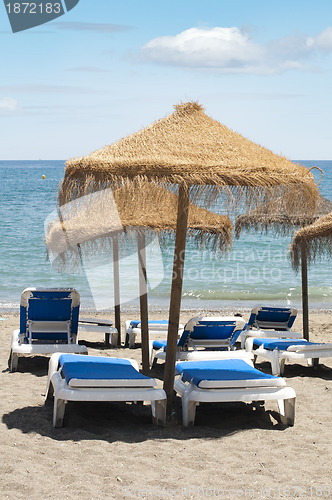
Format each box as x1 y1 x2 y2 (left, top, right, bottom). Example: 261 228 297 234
182 394 197 427
45 380 54 401
278 397 295 426
279 359 286 375
9 351 19 372
124 332 129 348
151 400 167 426
271 351 281 376
148 341 156 368
111 329 119 347
129 331 136 349
307 357 319 368
53 397 66 428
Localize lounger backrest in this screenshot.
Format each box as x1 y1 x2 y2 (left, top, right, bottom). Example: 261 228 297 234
20 288 80 341
178 317 245 348
247 306 297 331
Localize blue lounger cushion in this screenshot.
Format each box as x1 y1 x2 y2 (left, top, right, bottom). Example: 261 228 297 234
175 359 285 389
152 340 168 350
252 339 323 351
152 324 240 352
58 354 156 388
129 320 169 329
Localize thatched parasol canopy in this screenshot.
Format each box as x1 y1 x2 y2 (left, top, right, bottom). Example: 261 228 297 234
235 196 332 238
290 211 332 271
60 102 319 214
47 183 233 370
58 101 319 409
234 194 332 341
47 183 233 271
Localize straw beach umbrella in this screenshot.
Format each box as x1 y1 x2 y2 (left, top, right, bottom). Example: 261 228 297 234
47 182 233 371
58 101 319 407
290 211 332 269
290 211 332 339
235 195 332 238
235 196 332 339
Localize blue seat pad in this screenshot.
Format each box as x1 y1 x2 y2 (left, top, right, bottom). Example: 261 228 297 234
130 320 168 328
253 338 322 351
152 339 168 350
175 359 276 386
59 355 150 384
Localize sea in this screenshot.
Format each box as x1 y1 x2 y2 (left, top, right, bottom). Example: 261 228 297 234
1 160 331 313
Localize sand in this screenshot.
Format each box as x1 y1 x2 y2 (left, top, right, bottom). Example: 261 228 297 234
0 309 331 499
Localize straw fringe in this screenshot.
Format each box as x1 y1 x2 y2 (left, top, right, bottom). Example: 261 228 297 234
58 101 319 216
47 183 233 273
290 211 332 270
235 196 332 238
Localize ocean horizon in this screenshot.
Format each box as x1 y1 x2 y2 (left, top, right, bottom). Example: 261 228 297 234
1 159 331 313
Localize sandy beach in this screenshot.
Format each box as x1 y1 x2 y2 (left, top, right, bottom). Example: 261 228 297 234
1 309 331 499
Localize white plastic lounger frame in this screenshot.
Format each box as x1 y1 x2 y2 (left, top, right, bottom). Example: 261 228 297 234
45 353 167 427
10 288 87 372
79 318 119 346
240 306 301 348
151 316 247 367
125 319 184 349
10 330 88 371
174 359 296 427
245 337 332 375
151 348 254 367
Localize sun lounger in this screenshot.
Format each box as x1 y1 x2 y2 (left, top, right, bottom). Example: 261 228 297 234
240 306 302 348
9 288 87 372
174 359 296 426
151 316 248 366
45 353 167 427
125 319 184 348
79 317 119 346
245 337 332 375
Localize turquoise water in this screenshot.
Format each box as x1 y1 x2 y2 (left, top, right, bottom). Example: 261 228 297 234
0 160 331 311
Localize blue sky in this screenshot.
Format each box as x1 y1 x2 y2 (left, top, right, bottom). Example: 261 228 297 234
1 0 332 160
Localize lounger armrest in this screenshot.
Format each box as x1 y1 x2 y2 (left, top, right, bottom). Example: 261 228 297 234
245 337 254 352
287 343 332 353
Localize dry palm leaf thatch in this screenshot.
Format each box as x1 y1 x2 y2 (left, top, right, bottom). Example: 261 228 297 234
59 101 319 215
290 211 332 270
46 183 233 272
235 195 332 238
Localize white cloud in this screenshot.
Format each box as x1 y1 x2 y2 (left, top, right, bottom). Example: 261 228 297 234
307 27 332 51
0 97 20 115
141 26 332 74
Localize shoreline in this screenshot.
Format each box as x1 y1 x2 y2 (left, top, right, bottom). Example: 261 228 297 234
2 306 332 317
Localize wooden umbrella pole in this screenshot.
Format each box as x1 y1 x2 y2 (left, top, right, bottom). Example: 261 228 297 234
113 235 121 345
301 245 309 341
138 232 150 373
164 184 190 411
